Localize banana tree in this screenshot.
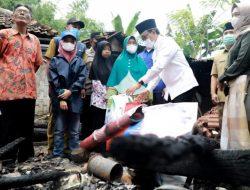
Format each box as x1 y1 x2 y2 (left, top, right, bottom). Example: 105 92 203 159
112 11 141 36
112 15 124 33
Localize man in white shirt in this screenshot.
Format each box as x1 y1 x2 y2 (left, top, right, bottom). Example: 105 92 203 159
127 19 198 102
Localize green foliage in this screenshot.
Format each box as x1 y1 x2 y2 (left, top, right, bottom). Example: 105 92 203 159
0 0 40 11
112 12 141 36
32 3 56 25
32 2 64 32
0 0 104 40
68 0 88 18
0 0 65 32
201 0 240 8
125 11 141 36
112 15 124 33
32 2 66 32
66 0 104 40
168 5 222 58
79 17 104 40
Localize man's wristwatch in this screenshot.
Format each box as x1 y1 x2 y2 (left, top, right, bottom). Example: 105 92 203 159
138 80 144 85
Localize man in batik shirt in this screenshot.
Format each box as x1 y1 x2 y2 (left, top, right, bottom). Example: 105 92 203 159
0 4 43 163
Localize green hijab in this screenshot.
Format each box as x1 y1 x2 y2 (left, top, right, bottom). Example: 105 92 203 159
107 36 147 87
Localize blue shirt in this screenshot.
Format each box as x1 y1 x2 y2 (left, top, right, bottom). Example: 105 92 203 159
139 49 165 92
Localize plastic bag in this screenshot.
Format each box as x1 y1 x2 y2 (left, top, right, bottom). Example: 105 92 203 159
105 94 133 124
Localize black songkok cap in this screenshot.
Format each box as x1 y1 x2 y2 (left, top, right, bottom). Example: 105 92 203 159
136 19 157 34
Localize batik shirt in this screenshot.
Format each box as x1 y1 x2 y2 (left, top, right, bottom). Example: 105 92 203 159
0 28 43 101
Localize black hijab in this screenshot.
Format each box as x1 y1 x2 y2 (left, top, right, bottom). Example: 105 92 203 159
89 41 114 85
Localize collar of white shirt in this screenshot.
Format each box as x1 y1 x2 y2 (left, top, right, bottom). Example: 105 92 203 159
154 35 164 50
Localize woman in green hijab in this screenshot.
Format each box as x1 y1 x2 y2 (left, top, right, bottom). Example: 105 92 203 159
107 36 148 100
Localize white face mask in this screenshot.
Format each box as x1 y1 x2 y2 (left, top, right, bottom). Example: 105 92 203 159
231 17 241 29
61 42 75 52
126 44 138 54
144 38 155 49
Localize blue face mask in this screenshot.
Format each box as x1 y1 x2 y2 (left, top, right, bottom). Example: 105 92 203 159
70 28 80 41
223 34 236 47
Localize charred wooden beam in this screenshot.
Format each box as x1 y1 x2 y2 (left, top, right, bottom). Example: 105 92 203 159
0 170 72 189
110 135 250 186
0 137 25 159
0 161 2 172
34 123 48 129
33 141 47 146
33 128 47 142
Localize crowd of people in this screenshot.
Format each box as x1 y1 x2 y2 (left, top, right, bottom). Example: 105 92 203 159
0 2 249 164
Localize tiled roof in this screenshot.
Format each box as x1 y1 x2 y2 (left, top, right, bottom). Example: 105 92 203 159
0 7 58 38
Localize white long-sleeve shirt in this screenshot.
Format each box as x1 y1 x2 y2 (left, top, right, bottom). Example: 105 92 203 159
140 35 198 100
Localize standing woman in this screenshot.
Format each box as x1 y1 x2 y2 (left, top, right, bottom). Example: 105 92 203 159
48 30 88 158
89 41 114 151
107 36 148 100
219 2 250 150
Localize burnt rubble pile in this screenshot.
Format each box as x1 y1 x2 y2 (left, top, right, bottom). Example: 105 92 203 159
0 145 136 190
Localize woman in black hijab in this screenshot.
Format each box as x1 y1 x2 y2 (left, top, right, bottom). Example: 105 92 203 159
89 41 114 86
88 41 114 152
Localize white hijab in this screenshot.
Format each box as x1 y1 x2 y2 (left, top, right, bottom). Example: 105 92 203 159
231 2 250 38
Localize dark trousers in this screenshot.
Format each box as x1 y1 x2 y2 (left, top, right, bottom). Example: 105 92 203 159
152 91 165 105
0 99 35 163
80 95 93 139
91 105 106 153
168 87 196 103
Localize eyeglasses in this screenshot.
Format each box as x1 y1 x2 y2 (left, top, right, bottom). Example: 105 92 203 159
15 8 30 15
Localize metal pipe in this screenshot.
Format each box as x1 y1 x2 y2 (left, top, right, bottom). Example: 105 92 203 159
87 154 123 181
